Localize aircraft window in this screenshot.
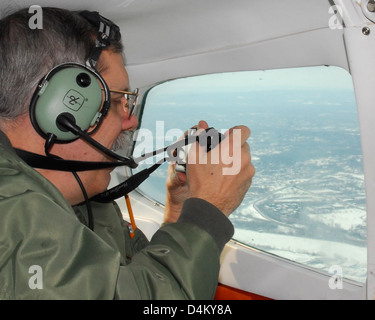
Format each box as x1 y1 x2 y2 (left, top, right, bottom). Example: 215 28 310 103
132 66 367 283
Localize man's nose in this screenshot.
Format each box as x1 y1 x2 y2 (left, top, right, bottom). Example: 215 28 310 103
122 113 138 131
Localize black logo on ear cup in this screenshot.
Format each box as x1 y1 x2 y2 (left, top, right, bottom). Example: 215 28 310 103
76 72 92 87
63 89 86 111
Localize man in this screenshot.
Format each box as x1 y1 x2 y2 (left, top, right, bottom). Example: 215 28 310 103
0 7 254 299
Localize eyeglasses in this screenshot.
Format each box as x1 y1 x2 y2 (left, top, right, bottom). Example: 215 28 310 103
103 88 139 118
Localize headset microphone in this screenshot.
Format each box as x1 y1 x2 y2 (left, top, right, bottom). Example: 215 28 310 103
56 113 136 164
16 125 225 206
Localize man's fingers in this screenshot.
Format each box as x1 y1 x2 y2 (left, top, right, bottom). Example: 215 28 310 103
197 120 209 130
224 125 250 145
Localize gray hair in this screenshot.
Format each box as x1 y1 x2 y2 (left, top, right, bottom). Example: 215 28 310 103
0 7 123 123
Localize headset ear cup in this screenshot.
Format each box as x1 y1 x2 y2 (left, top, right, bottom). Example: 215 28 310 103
29 63 109 143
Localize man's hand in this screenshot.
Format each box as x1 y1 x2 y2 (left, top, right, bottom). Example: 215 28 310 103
164 122 254 222
164 121 209 223
187 125 254 216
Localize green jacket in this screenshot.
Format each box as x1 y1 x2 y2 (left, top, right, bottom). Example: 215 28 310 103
0 130 234 299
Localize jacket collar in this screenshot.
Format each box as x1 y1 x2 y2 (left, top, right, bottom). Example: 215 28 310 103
0 129 14 151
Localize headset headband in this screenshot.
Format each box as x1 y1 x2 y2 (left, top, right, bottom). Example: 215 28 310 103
79 10 121 68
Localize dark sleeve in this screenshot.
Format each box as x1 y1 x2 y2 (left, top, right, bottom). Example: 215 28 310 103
177 198 234 252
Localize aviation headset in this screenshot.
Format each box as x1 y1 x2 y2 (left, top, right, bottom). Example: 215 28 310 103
18 11 138 168
29 62 110 143
29 11 113 145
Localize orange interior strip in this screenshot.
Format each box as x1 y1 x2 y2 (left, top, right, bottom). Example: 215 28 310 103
214 284 271 300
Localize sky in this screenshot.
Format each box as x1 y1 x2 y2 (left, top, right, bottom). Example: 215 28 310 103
146 66 355 98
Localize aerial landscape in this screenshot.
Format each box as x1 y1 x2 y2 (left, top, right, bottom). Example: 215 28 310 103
131 67 367 283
